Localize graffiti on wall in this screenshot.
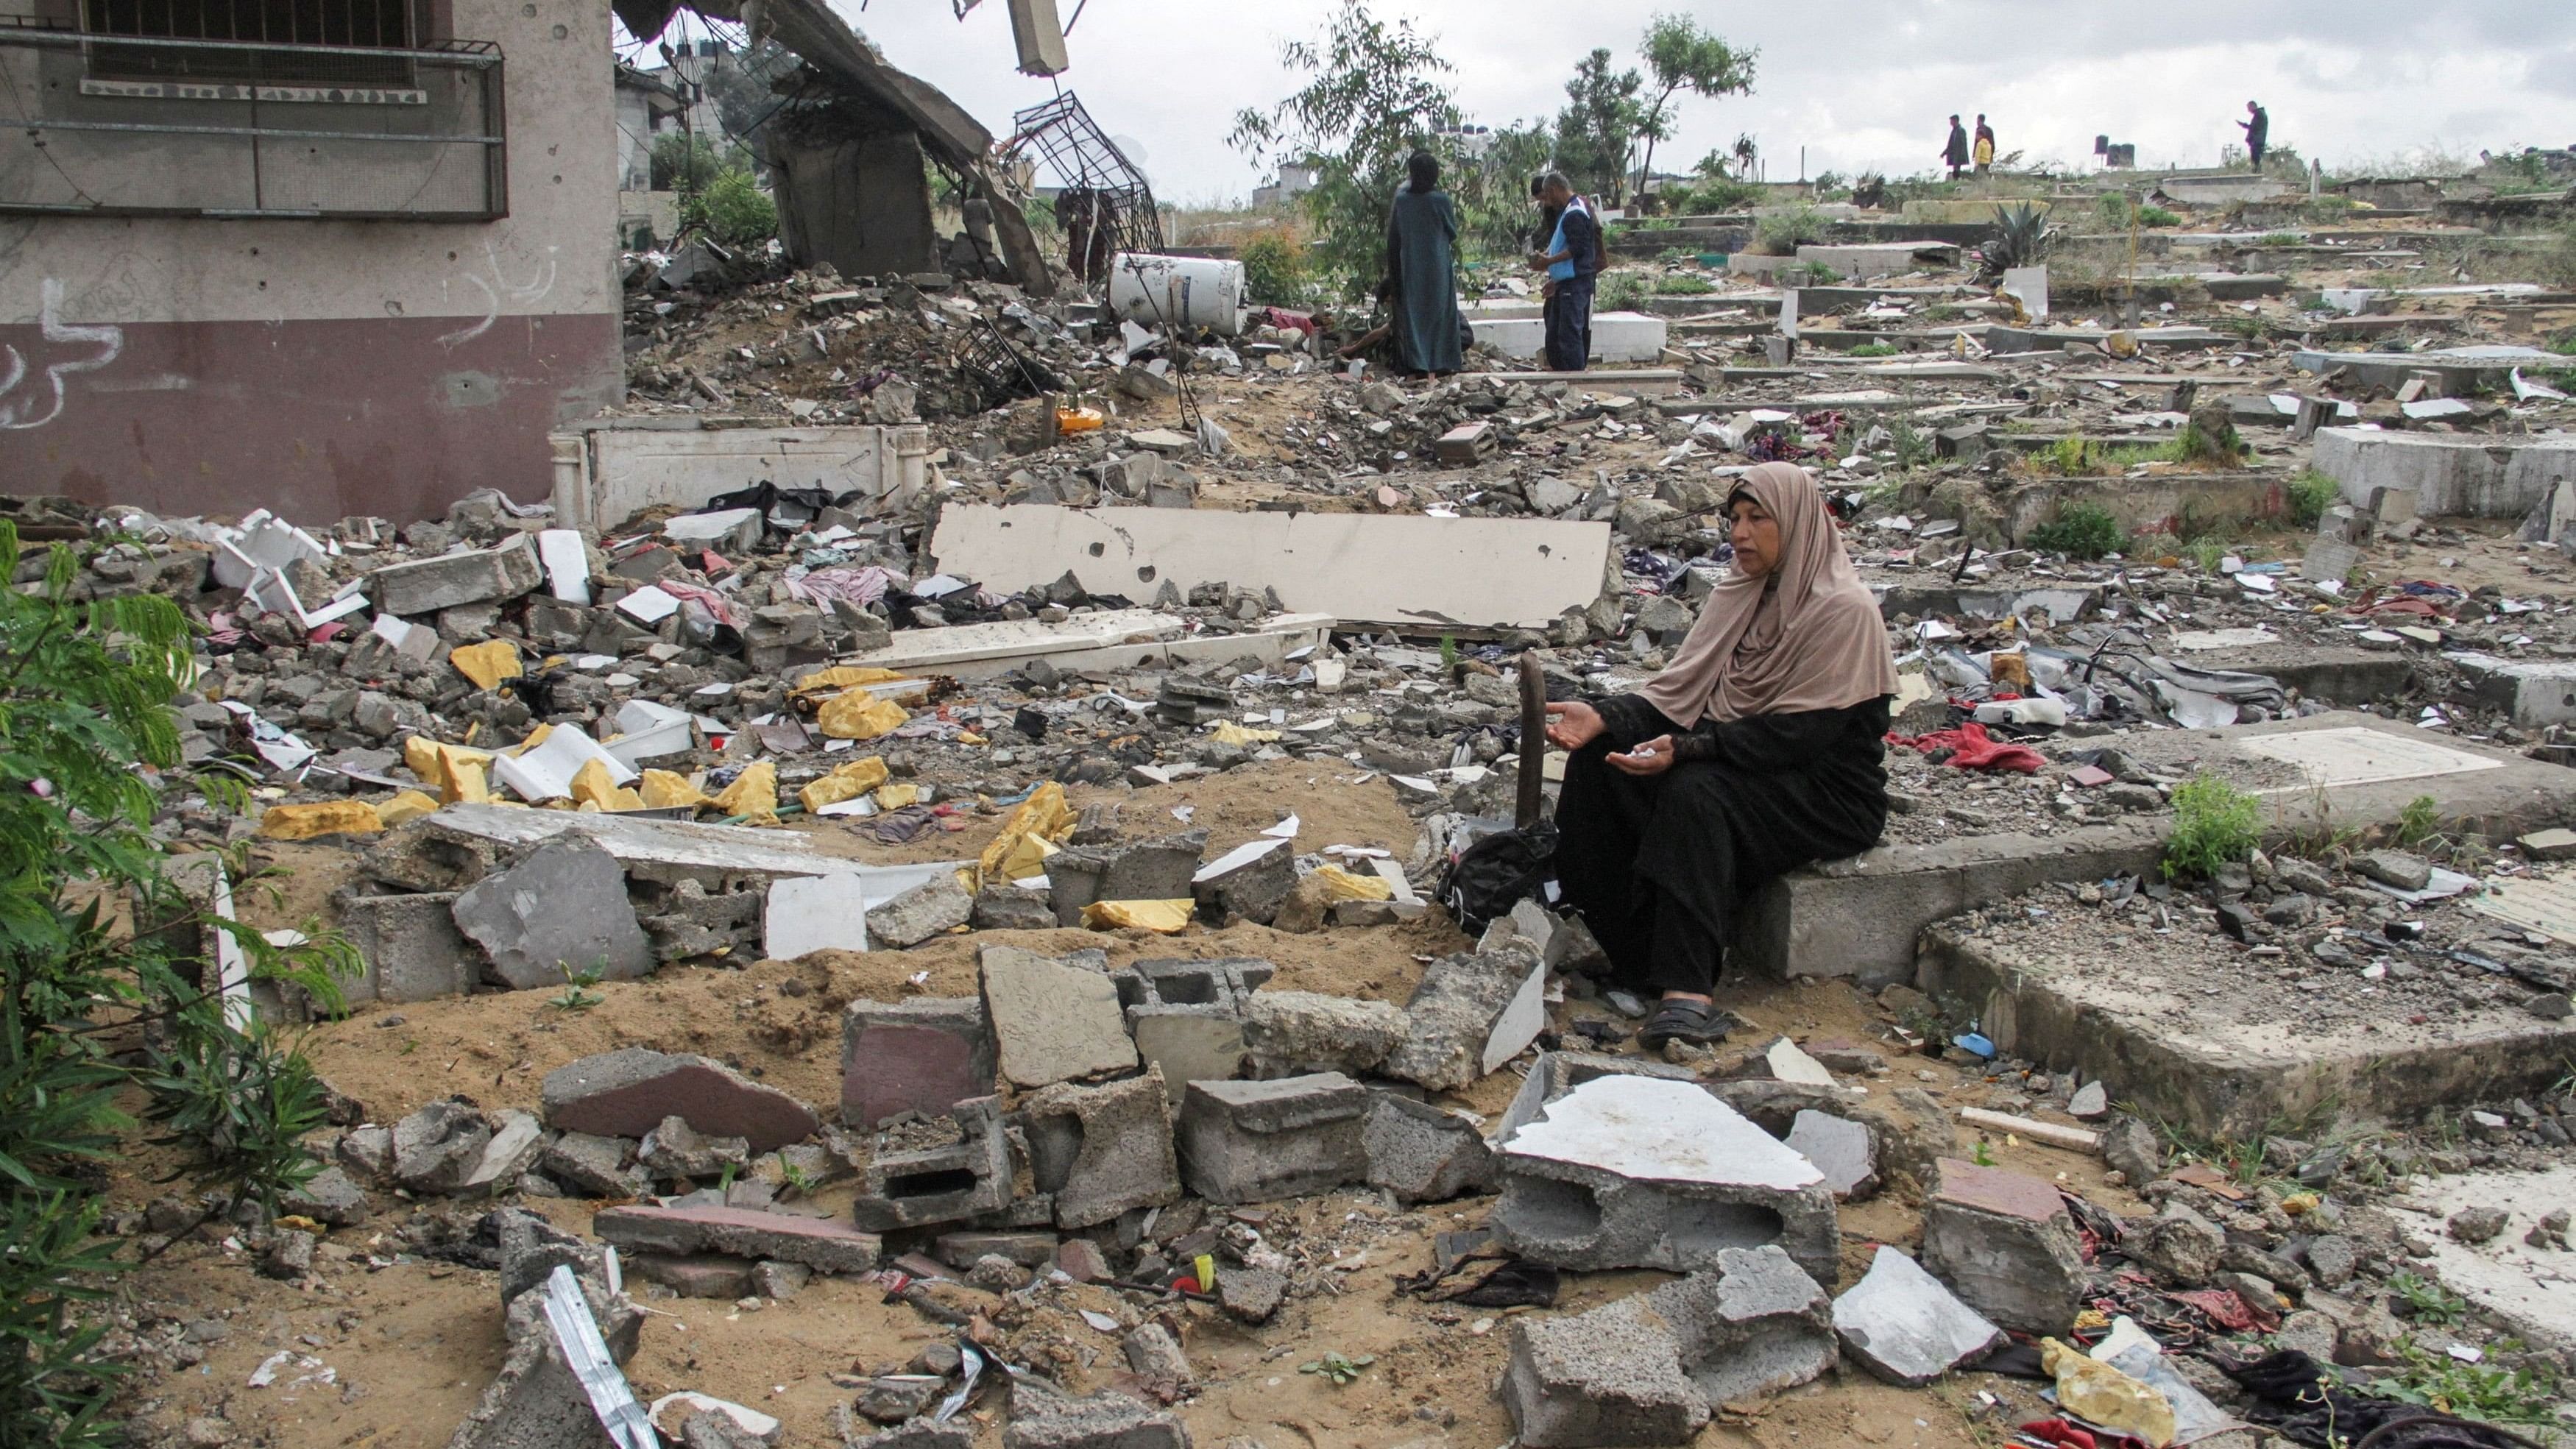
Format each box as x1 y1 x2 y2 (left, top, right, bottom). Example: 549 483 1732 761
438 241 559 350
0 279 123 429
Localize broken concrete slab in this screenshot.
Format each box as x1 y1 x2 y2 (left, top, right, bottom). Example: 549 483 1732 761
540 1131 649 1198
866 871 974 948
1362 1091 1496 1203
929 503 1613 632
980 944 1138 1088
367 536 542 617
1493 1049 1702 1147
450 839 655 992
593 1203 882 1274
1381 940 1544 1091
1239 990 1404 1077
1176 1072 1368 1204
1501 1294 1710 1448
1190 837 1297 925
999 1381 1190 1449
540 1049 819 1153
448 1333 620 1449
1917 1158 2084 1336
852 609 1334 683
1019 1071 1182 1228
1831 1244 2006 1386
2312 426 2576 518
461 1110 546 1196
1649 1246 1838 1406
392 1099 492 1193
1783 1110 1879 1200
1491 1074 1839 1284
551 421 930 534
852 1097 1013 1230
842 998 996 1128
420 802 949 896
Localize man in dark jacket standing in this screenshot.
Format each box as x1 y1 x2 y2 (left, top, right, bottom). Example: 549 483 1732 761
1942 115 1970 180
2240 101 2268 170
1531 171 1598 372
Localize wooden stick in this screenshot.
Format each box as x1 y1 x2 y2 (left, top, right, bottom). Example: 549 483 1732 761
1517 653 1546 829
1959 1107 2101 1153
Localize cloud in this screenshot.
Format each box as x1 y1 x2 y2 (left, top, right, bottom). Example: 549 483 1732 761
813 0 2576 197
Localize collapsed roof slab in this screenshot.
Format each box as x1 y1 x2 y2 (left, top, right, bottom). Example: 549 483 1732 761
927 503 1613 633
1738 712 2576 988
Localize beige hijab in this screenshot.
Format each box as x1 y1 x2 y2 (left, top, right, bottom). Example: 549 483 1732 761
1638 462 1899 728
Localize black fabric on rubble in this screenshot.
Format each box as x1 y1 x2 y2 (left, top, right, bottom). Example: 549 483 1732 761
2213 1350 2539 1449
1553 694 1888 995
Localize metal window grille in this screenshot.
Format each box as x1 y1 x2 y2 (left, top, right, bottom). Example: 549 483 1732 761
82 0 417 87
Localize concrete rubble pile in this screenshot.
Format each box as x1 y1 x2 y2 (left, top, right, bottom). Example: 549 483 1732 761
61 163 2576 1449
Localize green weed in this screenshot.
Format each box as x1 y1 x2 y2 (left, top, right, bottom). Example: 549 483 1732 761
2288 470 2339 530
2387 1272 2468 1326
549 961 607 1013
2137 205 2182 227
1300 1351 1376 1386
2026 502 2129 560
1847 341 1897 358
1653 274 1714 295
2162 776 2261 881
2397 795 2441 848
2379 1343 2561 1426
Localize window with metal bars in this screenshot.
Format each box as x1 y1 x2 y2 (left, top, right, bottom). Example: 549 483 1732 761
80 0 424 88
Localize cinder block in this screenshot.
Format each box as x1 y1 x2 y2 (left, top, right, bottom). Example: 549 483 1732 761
1501 1294 1709 1448
1917 1158 2084 1336
1044 830 1206 925
1019 1071 1181 1229
1363 1091 1496 1202
1491 1074 1840 1285
851 1097 1013 1231
1649 1247 1838 1405
1177 1073 1368 1203
337 890 477 1004
842 997 997 1128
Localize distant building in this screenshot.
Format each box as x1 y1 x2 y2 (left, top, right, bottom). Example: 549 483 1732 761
1252 161 1320 208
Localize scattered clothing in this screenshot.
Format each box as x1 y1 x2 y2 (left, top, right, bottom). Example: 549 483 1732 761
1887 720 2045 774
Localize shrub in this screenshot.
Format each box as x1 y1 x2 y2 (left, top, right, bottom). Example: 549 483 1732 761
1596 270 1649 310
0 522 355 1443
1238 229 1309 305
690 169 776 247
1687 177 1765 213
1846 341 1897 358
2025 501 2128 559
1753 205 1827 256
2137 205 2183 228
1653 274 1715 295
2162 776 2262 880
2288 469 2339 530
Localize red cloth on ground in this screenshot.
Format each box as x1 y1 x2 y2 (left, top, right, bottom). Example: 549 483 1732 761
1885 720 2045 774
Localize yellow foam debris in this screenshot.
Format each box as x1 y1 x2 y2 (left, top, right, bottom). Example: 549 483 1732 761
1209 720 1282 747
874 782 920 811
640 769 709 810
790 665 907 698
570 757 645 812
977 781 1075 887
797 756 890 813
817 692 909 741
712 760 779 823
258 799 384 840
404 736 492 793
1080 899 1195 933
376 790 439 826
448 640 523 692
440 751 491 805
1309 864 1394 902
2041 1339 2175 1448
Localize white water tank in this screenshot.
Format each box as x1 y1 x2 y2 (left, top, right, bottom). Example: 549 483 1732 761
1107 253 1245 336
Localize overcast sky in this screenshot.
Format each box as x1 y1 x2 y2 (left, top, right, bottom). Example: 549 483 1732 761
802 0 2576 200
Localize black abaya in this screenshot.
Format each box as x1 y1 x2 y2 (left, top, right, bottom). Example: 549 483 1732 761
1554 694 1890 994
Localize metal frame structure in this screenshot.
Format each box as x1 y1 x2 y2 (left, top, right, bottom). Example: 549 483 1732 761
1005 89 1161 258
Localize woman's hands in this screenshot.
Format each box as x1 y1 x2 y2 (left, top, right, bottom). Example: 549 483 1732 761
1607 734 1677 777
1544 701 1605 751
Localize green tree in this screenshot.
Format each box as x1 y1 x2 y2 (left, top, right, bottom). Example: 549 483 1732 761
1553 49 1645 204
651 131 723 192
0 521 355 1442
1228 0 1462 295
1632 14 1755 201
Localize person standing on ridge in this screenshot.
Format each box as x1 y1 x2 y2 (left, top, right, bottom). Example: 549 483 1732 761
1942 114 1970 180
1973 114 1995 175
2240 100 2269 170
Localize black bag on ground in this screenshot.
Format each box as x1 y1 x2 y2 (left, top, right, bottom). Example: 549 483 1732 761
1436 822 1560 938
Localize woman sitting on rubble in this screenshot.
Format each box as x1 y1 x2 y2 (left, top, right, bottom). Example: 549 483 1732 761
1545 461 1897 1049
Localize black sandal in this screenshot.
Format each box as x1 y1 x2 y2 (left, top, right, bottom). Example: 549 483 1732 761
1638 998 1730 1050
